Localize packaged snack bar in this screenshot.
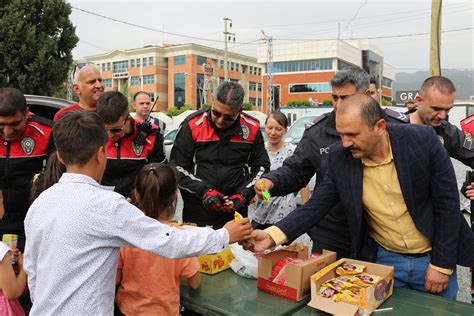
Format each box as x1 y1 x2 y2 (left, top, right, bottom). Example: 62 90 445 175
271 257 303 284
234 211 255 246
335 262 365 275
258 179 271 204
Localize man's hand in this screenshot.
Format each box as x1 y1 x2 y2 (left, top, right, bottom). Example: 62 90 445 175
224 218 253 244
462 182 474 200
202 189 225 212
241 229 275 253
425 265 450 294
228 194 246 213
254 178 274 199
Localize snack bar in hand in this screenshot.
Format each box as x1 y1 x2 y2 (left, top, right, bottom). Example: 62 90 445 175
258 180 271 204
234 211 255 246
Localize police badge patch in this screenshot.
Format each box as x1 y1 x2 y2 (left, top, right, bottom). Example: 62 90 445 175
21 137 35 155
131 142 144 156
241 124 249 140
463 132 473 150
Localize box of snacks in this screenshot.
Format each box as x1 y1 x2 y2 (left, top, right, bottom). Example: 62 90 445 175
308 258 394 315
198 247 235 275
257 244 337 301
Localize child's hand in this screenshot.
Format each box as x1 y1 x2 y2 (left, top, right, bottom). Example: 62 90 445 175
224 218 253 244
12 249 24 272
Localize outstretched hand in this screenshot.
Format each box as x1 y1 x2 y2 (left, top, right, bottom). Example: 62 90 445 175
241 229 275 253
224 218 253 244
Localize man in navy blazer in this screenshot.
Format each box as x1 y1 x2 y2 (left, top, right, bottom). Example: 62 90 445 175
248 94 474 299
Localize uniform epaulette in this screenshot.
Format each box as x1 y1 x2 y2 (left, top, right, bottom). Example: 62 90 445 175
305 112 330 130
384 108 410 123
28 114 54 127
241 113 257 126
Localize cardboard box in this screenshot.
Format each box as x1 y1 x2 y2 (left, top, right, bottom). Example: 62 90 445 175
308 258 394 316
198 247 234 274
257 244 337 301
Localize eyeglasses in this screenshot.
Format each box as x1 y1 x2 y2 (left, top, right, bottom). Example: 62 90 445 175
211 107 240 122
71 62 96 81
105 116 129 133
331 94 353 102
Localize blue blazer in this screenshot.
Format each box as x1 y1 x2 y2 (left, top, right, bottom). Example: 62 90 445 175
276 123 474 269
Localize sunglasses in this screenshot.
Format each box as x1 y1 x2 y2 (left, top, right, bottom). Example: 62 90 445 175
211 107 240 122
71 62 96 80
331 93 353 102
105 116 129 133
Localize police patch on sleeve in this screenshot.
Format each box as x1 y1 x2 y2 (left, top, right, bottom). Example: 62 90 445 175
241 124 250 140
21 137 35 155
131 142 144 156
463 132 474 150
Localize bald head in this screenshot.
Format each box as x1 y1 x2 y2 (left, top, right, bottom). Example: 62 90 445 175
338 94 385 128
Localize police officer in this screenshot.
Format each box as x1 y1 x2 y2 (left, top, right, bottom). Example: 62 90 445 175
0 88 54 250
132 91 167 135
96 91 166 198
255 66 408 258
171 81 270 229
410 76 474 167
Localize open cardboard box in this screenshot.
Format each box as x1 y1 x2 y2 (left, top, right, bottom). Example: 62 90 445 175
198 247 234 275
309 258 394 315
257 244 337 301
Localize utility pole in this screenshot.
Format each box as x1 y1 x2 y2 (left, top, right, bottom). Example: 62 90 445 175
429 0 442 76
67 70 73 101
262 30 274 112
223 17 235 81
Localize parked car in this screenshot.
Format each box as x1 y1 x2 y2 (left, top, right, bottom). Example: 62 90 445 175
25 95 73 120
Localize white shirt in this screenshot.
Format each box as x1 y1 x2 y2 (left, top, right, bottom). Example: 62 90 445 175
24 173 229 316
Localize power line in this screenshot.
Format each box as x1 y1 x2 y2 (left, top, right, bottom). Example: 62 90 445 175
272 27 473 42
71 6 259 46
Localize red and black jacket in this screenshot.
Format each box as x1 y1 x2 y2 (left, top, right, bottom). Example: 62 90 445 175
171 109 270 203
0 115 54 223
102 117 166 197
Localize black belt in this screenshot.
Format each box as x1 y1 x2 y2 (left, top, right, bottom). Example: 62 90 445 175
401 251 431 258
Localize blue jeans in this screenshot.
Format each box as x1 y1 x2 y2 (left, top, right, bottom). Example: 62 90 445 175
376 246 458 299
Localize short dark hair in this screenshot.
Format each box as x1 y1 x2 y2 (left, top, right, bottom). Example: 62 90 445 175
265 111 288 128
340 94 385 128
53 111 107 166
331 66 369 92
0 87 28 116
419 76 456 97
369 76 378 87
214 81 244 110
133 91 150 101
96 91 129 124
134 163 178 220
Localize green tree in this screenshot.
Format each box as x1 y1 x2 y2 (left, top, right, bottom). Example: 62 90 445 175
321 99 333 106
0 0 78 95
242 102 253 111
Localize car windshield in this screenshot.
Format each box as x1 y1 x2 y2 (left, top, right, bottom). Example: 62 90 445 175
286 116 315 144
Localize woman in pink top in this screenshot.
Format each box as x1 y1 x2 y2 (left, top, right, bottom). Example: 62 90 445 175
115 163 201 315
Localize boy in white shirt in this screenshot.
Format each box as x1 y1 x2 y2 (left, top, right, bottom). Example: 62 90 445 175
24 111 252 315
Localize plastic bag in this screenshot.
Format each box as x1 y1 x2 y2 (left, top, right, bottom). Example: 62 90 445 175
229 243 258 279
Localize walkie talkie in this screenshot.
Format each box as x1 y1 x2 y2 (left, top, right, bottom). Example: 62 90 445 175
134 96 159 146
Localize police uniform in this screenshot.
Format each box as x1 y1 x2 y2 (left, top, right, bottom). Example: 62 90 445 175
170 109 270 229
434 120 474 168
102 118 166 197
0 115 54 250
264 109 409 258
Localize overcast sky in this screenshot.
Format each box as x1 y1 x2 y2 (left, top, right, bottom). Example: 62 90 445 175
68 0 473 73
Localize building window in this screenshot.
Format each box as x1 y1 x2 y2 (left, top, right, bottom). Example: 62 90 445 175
257 98 262 106
148 57 154 66
249 97 256 105
268 58 333 74
136 58 141 68
143 75 155 85
101 63 105 71
289 82 332 93
149 92 156 102
230 78 239 83
235 63 239 72
130 76 140 86
142 58 148 67
382 77 392 88
174 73 185 108
220 60 224 68
103 79 112 87
107 62 112 71
130 59 135 68
258 83 262 91
196 73 204 109
258 68 262 76
197 55 207 66
113 60 128 73
230 62 235 71
219 77 225 84
174 55 185 65
249 82 257 91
